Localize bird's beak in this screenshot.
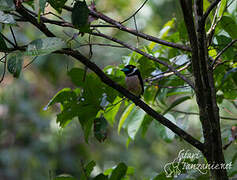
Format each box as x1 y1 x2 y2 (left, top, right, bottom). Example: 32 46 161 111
121 68 129 72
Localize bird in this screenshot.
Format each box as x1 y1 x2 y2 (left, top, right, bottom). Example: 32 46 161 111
121 65 144 97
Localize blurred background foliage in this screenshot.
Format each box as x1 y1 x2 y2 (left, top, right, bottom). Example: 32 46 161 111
0 0 237 179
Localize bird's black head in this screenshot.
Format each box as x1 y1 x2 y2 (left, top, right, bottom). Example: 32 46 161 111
121 65 138 76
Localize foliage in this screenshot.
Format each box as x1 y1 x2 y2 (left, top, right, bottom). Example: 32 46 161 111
0 0 236 179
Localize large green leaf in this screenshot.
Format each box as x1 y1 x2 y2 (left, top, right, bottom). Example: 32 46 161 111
216 35 235 60
170 54 190 65
48 0 67 14
7 53 23 78
26 37 66 56
0 0 15 11
94 116 108 142
81 161 96 180
163 96 191 115
159 18 175 39
0 33 7 50
141 115 153 137
109 162 127 180
118 103 135 134
127 106 146 140
71 0 90 32
0 11 16 24
43 88 78 110
220 16 237 39
54 174 77 180
218 0 227 18
78 104 100 142
104 97 122 125
221 68 237 86
93 174 108 180
67 68 86 87
39 0 47 13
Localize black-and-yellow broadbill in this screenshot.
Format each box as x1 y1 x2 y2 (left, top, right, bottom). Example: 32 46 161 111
121 65 144 97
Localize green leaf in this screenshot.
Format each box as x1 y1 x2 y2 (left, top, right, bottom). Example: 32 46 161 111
164 114 176 140
48 0 67 14
220 68 237 87
54 174 77 180
220 16 237 39
127 107 146 140
0 0 15 11
104 97 122 125
0 11 16 24
163 96 191 115
78 104 100 142
71 0 90 32
94 116 108 142
0 33 7 50
141 115 153 137
93 174 108 180
26 37 66 56
170 54 190 65
152 172 173 180
7 53 23 78
216 35 235 60
68 68 86 87
159 18 175 39
218 0 227 18
84 161 96 177
39 0 47 13
118 103 135 134
44 88 77 110
109 162 127 180
56 102 79 127
138 56 156 78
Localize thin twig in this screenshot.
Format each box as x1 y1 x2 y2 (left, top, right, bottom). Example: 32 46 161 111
133 15 139 47
105 97 126 113
202 0 221 23
23 56 38 69
172 109 237 121
146 62 191 82
211 39 237 67
0 54 7 83
0 32 16 47
78 43 125 48
121 0 149 23
10 26 18 47
43 12 66 22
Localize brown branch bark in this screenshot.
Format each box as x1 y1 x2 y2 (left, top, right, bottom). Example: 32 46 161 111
180 0 228 179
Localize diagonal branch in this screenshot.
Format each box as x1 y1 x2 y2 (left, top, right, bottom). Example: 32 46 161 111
202 0 221 23
211 39 237 67
121 0 149 23
63 6 191 52
90 31 195 89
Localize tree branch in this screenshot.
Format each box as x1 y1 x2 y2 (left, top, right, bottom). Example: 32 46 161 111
211 39 237 67
172 109 237 121
63 6 191 52
121 0 149 23
202 0 221 23
90 31 195 89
